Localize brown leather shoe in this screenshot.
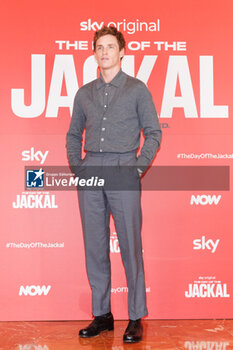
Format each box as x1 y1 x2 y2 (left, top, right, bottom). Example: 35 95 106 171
123 319 142 343
79 312 114 338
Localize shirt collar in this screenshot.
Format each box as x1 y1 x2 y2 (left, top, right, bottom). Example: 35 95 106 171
96 69 125 89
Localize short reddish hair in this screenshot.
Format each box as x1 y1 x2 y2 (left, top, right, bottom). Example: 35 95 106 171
93 26 126 52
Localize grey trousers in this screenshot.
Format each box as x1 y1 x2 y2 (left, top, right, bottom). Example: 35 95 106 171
78 151 148 320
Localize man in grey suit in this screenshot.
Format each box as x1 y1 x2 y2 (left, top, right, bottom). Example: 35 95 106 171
66 26 161 343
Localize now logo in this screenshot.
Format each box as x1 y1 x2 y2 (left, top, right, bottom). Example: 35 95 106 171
19 345 50 350
190 194 221 205
19 285 51 296
184 341 229 350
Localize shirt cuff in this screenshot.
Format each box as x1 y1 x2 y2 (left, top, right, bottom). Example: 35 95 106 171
137 168 143 176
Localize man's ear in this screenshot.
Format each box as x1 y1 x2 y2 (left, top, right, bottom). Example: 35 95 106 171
120 48 125 59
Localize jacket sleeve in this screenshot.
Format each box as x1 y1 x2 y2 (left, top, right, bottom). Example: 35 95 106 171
136 83 162 172
66 90 86 174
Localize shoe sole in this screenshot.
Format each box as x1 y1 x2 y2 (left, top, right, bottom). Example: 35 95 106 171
123 338 142 343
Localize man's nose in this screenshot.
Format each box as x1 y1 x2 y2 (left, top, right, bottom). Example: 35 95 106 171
102 47 108 55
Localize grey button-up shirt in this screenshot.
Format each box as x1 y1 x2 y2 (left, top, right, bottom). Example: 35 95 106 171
66 69 161 172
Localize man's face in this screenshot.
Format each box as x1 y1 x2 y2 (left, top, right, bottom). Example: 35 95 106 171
94 34 124 71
